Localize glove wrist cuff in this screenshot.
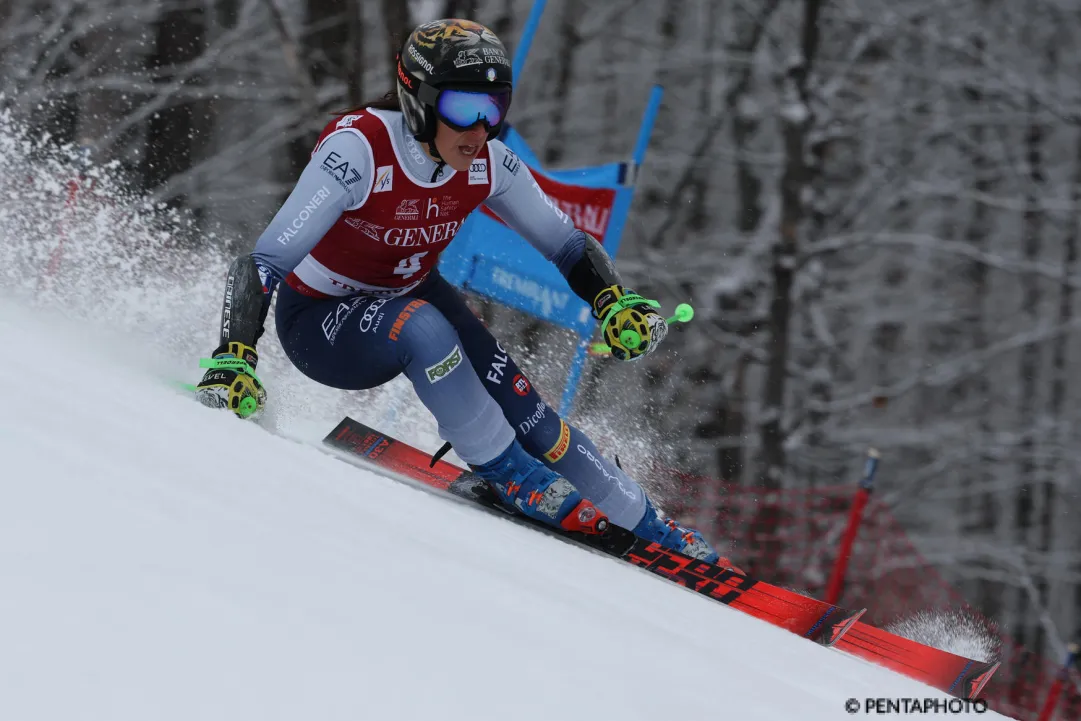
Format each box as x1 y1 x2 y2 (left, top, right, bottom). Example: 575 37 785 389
213 341 260 370
592 285 660 319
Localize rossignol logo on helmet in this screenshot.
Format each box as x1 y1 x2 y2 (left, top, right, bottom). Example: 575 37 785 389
425 345 462 384
397 60 415 90
408 44 434 74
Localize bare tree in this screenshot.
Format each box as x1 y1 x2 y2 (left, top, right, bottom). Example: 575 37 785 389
442 0 478 18
758 0 822 489
383 0 414 49
141 2 209 213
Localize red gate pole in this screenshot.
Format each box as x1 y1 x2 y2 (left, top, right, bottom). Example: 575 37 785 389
1036 636 1079 721
824 448 880 606
39 177 82 290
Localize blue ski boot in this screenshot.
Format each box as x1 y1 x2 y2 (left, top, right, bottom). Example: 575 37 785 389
470 439 609 535
632 495 720 563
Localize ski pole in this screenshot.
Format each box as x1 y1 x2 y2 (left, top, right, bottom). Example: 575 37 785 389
590 302 695 356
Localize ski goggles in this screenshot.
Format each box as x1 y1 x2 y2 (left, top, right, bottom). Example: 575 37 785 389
432 88 512 132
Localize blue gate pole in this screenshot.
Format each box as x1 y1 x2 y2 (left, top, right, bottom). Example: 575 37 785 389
559 336 590 417
633 86 664 165
558 85 665 418
512 0 548 88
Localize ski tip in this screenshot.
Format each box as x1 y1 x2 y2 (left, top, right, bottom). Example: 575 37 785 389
954 659 1000 699
813 606 867 648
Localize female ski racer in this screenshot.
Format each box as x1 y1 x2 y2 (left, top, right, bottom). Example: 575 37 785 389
195 18 719 562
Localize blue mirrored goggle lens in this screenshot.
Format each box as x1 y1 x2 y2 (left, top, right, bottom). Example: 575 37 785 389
436 89 510 130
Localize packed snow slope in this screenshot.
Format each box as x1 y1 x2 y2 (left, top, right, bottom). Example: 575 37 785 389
0 300 1004 721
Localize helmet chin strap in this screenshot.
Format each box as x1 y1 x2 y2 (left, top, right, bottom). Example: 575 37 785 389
430 159 446 183
425 139 446 183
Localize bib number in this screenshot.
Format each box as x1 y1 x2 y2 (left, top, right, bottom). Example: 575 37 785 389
394 252 428 280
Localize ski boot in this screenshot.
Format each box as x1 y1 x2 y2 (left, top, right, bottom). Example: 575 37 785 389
470 439 609 535
632 495 721 564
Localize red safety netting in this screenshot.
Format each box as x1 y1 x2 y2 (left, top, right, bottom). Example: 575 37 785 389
658 469 1080 721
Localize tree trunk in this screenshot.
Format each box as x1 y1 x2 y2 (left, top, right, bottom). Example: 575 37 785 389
957 55 1001 623
720 356 749 482
141 4 207 209
542 2 584 166
1045 127 1080 657
282 0 366 187
75 17 138 163
694 0 777 487
726 3 772 236
345 0 365 107
308 0 364 106
759 0 820 488
491 0 514 38
753 0 821 571
1012 89 1045 651
382 0 413 53
441 0 477 19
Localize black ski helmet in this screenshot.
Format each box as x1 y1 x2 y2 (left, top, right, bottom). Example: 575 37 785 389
396 19 514 145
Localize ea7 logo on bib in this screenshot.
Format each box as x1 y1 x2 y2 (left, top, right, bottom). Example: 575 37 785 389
426 345 463 384
469 158 488 185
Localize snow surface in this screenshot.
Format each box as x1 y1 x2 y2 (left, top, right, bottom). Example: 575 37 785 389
0 299 1008 721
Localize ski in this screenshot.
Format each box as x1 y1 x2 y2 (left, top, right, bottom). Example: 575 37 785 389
323 416 865 648
835 623 1000 699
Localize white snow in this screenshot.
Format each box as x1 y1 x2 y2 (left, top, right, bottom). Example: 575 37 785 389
0 298 1009 720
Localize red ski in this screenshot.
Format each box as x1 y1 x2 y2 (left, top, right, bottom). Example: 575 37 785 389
323 417 866 647
835 623 1000 699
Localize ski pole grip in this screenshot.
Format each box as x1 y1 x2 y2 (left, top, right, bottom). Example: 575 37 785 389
237 396 258 418
593 301 697 356
619 328 643 349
